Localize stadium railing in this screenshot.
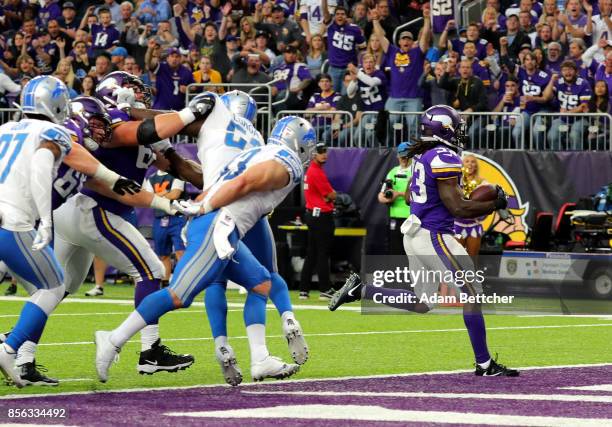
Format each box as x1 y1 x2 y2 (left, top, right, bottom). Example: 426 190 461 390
459 0 487 27
0 108 20 124
530 112 612 151
275 110 355 147
392 17 423 46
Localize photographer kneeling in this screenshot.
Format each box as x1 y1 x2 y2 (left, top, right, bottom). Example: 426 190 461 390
378 142 412 255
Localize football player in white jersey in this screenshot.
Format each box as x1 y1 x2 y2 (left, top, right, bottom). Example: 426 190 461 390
197 91 309 386
0 76 140 387
95 116 317 384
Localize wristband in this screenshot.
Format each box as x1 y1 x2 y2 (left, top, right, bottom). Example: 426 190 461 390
150 195 173 214
178 107 197 126
93 164 120 187
201 199 213 215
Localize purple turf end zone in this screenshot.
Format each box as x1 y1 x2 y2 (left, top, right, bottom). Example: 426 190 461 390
0 365 611 426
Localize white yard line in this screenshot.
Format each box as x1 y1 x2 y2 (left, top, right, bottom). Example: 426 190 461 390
31 323 612 347
0 362 610 400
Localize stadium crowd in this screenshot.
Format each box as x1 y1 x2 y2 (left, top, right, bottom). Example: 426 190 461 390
0 0 611 149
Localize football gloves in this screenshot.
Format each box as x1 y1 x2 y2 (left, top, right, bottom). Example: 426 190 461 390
493 185 508 210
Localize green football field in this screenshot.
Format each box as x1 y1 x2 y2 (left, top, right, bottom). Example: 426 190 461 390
1 280 611 397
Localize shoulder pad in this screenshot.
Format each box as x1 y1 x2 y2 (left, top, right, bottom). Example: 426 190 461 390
41 124 72 155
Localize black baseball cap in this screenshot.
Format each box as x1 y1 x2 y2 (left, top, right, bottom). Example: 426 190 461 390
315 142 327 153
62 2 76 10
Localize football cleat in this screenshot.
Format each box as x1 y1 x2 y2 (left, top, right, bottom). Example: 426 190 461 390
319 288 336 300
94 330 120 383
85 286 104 296
251 356 300 382
283 318 309 365
4 283 17 296
215 345 242 387
19 361 59 386
475 357 520 377
0 331 9 344
137 339 194 375
328 272 363 311
0 344 24 388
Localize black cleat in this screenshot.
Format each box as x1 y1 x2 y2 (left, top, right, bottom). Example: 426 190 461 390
328 273 363 311
475 357 519 377
319 288 336 300
19 361 59 386
137 339 194 375
4 284 16 296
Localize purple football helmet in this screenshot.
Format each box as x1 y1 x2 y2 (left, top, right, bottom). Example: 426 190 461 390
420 105 467 149
71 96 113 149
95 71 152 108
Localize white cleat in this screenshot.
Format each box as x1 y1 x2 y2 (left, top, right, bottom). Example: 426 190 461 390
251 355 300 382
85 286 104 297
283 318 309 365
215 345 242 387
94 331 120 383
0 344 24 388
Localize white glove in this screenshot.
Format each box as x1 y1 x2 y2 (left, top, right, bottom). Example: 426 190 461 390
213 209 237 260
32 218 53 251
150 196 178 216
171 199 203 217
114 86 136 108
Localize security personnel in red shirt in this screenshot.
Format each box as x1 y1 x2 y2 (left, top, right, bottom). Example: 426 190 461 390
299 143 336 300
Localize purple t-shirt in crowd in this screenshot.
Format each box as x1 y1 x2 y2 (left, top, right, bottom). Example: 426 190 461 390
517 67 551 114
553 76 592 122
152 62 195 110
327 22 365 67
91 24 120 50
594 63 612 105
498 95 521 125
410 145 462 234
431 0 454 34
451 38 488 60
272 62 312 92
307 91 341 126
472 61 490 86
357 69 388 111
385 45 425 99
38 0 61 28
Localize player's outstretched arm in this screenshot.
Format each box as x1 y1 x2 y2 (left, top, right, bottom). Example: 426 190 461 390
208 160 289 210
130 107 205 138
63 143 141 195
30 142 61 250
438 177 498 219
83 179 178 216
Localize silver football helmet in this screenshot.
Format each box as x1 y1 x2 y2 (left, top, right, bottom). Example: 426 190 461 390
220 90 258 123
20 76 71 124
268 116 317 165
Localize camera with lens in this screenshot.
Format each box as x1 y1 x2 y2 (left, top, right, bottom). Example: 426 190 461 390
382 179 394 199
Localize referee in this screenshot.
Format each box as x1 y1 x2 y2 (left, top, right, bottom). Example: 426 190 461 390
378 142 412 255
300 142 336 300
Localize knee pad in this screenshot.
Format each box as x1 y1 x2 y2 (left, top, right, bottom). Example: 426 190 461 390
30 284 65 316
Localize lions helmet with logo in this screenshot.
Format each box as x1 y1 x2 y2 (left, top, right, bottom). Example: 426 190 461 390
70 96 113 150
220 90 257 123
420 105 467 150
20 75 71 124
95 71 152 108
269 116 316 165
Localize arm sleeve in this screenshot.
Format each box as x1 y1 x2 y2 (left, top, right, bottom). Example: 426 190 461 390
356 70 382 86
30 148 55 223
347 79 358 97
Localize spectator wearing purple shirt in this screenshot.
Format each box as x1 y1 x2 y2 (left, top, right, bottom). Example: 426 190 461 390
375 7 431 140
271 45 313 110
38 0 61 29
306 73 341 138
544 41 563 75
347 54 387 146
553 0 588 43
326 6 366 93
90 9 121 53
431 0 455 34
441 23 488 60
147 46 196 110
543 60 592 150
492 75 522 148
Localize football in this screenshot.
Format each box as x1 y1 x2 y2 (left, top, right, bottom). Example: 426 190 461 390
469 184 498 201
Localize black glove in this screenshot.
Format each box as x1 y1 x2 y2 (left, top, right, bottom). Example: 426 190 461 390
188 93 215 120
112 177 141 196
493 185 508 210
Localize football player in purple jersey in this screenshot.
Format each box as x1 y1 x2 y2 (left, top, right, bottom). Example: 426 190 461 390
329 105 519 377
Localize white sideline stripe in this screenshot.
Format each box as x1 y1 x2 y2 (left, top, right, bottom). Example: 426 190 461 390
34 323 612 347
241 390 612 404
1 363 611 401
0 308 270 318
0 296 360 311
164 404 609 426
561 384 612 392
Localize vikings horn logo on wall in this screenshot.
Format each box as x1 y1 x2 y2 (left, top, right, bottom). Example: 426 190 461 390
467 152 529 243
